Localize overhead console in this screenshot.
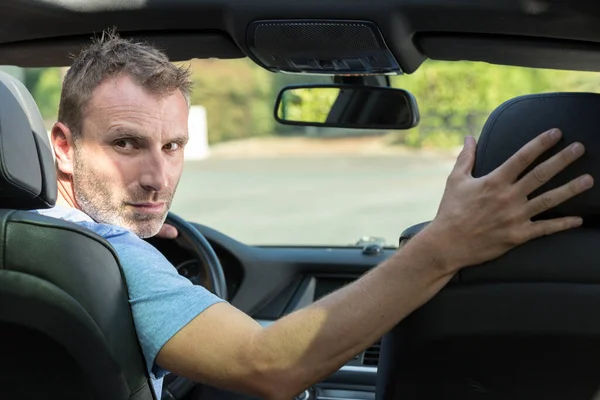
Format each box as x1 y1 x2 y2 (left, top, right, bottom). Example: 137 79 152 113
246 20 402 75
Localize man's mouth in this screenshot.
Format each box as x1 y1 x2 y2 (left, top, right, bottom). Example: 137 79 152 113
128 202 167 213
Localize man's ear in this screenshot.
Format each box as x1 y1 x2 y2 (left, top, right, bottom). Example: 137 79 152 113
52 122 76 176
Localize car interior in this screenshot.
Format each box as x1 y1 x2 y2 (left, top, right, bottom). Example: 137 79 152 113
3 1 600 400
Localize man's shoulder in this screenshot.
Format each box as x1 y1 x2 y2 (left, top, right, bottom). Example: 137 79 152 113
30 206 224 381
33 205 95 224
33 205 135 240
31 205 161 265
31 205 178 283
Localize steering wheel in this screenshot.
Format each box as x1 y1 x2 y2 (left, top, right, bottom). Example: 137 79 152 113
165 212 228 300
157 213 228 400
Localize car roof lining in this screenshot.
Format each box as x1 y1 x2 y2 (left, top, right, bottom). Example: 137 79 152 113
4 0 600 73
417 33 600 72
0 31 244 68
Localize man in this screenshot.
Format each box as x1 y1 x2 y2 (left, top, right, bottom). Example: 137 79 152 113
36 31 593 400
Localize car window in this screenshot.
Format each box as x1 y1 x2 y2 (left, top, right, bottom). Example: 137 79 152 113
3 60 598 247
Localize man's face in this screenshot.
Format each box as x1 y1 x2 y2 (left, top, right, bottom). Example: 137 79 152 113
71 75 189 238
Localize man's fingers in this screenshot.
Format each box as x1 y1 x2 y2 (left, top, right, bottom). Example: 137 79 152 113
526 174 594 217
517 142 586 195
452 135 477 175
492 128 562 183
524 216 583 242
156 223 179 239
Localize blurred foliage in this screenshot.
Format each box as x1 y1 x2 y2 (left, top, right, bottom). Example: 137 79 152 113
280 87 339 123
23 68 44 93
392 61 600 148
17 58 600 148
187 59 276 144
31 68 63 122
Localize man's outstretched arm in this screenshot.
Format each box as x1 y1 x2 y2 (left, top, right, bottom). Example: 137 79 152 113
156 129 592 400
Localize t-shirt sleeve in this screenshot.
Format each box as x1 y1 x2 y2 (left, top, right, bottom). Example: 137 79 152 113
106 229 226 379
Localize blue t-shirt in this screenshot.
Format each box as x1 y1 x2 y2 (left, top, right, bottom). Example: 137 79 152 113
32 206 225 398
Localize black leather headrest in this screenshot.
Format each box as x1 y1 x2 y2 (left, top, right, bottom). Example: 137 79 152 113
0 71 56 209
474 92 600 223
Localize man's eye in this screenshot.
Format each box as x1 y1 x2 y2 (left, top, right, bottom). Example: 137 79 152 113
164 142 181 151
114 139 135 150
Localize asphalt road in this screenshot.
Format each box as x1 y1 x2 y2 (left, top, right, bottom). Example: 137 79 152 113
170 154 456 247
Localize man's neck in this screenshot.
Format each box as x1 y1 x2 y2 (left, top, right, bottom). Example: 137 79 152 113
56 174 79 210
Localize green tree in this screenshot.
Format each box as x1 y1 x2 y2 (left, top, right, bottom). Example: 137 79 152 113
23 68 44 93
391 61 600 148
283 87 340 123
32 67 62 122
189 59 275 144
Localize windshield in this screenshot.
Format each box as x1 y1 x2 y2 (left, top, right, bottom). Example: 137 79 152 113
5 60 598 247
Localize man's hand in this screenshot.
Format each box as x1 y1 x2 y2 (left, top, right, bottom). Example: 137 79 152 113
426 128 592 272
155 223 179 239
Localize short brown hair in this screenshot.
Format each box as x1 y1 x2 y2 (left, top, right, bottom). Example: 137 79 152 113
58 29 192 138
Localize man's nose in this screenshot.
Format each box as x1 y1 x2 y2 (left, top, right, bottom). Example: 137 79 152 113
139 151 168 192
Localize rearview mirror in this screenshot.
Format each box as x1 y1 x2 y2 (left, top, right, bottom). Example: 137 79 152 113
274 84 419 130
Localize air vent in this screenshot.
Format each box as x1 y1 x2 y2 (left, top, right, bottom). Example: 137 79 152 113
362 340 381 366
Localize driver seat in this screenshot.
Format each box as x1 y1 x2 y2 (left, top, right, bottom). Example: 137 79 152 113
0 72 155 399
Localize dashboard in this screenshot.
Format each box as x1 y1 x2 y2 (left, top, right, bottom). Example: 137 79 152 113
146 234 246 299
255 275 379 400
147 223 391 400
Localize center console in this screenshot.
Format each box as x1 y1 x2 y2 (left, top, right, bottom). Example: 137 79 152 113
271 275 380 400
296 386 375 400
